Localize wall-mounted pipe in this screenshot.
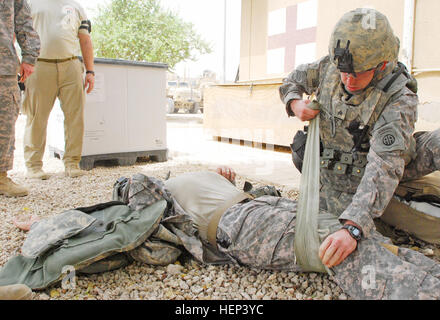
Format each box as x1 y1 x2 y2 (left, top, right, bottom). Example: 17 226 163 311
413 68 440 76
402 0 416 73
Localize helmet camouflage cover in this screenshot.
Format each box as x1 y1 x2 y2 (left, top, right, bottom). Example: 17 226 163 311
329 8 400 73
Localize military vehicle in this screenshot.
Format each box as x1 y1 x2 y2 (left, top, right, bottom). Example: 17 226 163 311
166 81 202 114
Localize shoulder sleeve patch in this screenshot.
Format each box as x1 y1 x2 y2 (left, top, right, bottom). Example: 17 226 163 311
371 121 405 153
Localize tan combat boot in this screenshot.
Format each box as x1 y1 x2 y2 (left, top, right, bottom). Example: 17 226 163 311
0 172 29 197
64 164 85 178
0 284 32 300
26 168 50 180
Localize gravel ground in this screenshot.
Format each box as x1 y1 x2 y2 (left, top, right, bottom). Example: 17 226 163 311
1 117 439 301
1 155 348 301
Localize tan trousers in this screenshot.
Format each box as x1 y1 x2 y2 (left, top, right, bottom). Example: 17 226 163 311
22 59 85 169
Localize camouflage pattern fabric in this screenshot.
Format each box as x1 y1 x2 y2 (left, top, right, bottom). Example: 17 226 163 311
333 230 440 299
245 183 282 198
1 0 39 171
279 56 420 238
0 0 40 75
216 196 440 299
4 170 439 298
128 224 183 266
217 196 301 272
402 129 440 181
22 209 96 258
129 240 182 266
98 173 440 299
113 173 290 267
113 174 196 265
115 173 440 299
114 173 233 266
328 8 399 73
280 56 330 117
113 173 173 212
0 76 20 171
277 8 440 298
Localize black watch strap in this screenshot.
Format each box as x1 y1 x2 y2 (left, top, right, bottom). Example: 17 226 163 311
342 225 362 241
86 70 95 76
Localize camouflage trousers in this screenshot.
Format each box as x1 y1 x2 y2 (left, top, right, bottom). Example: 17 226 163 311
217 195 440 300
333 231 440 299
0 76 20 172
217 196 301 272
319 129 440 299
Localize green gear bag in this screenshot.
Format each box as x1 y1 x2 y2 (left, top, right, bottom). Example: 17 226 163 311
381 172 440 244
0 200 166 290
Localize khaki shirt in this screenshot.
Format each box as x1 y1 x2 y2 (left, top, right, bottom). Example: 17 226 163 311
0 0 40 75
28 0 89 59
164 171 243 242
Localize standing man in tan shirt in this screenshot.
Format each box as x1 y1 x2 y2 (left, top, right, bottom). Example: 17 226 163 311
23 0 95 179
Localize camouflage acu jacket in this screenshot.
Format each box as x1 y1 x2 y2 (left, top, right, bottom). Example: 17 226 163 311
279 56 419 238
0 0 40 75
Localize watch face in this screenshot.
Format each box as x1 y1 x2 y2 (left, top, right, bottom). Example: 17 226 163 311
352 228 360 237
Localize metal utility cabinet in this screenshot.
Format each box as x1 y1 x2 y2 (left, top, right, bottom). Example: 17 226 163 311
48 58 168 170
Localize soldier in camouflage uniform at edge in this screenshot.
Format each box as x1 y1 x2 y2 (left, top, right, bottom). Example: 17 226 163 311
279 8 440 299
0 0 40 197
0 0 40 300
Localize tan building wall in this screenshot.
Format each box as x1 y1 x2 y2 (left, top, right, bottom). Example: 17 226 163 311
203 0 439 147
412 0 440 105
239 0 440 106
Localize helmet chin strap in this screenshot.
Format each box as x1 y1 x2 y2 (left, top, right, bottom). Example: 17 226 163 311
380 62 388 71
370 60 395 86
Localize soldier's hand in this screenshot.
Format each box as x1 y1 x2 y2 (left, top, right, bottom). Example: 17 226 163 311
216 167 236 184
84 73 95 94
319 229 357 268
19 63 34 82
290 99 320 121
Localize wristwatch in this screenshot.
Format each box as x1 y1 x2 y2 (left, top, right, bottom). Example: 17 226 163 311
86 70 95 76
341 225 362 241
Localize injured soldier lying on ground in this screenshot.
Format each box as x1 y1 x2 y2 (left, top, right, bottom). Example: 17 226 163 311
1 167 440 300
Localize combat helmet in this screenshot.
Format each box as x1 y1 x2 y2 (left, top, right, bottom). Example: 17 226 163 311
329 8 400 74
